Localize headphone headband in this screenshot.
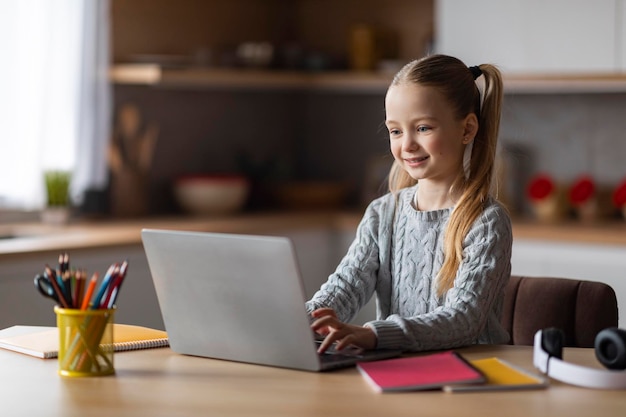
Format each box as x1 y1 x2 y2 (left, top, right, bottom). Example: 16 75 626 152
533 330 626 389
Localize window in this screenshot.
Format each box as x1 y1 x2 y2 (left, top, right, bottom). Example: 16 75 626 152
0 0 110 212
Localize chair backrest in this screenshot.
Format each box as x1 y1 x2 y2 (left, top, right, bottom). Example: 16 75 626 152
501 275 618 347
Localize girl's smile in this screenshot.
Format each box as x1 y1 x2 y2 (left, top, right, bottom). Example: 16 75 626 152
403 155 430 168
385 83 466 185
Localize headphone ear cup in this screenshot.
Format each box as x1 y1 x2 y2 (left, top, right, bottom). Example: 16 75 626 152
541 327 564 360
595 328 626 370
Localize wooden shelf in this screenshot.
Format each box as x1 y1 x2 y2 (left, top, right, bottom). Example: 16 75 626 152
109 64 394 93
503 73 626 94
110 64 626 94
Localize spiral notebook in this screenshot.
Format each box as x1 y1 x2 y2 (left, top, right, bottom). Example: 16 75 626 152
0 324 169 359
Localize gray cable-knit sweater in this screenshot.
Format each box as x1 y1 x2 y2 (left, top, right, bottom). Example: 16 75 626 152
305 185 512 352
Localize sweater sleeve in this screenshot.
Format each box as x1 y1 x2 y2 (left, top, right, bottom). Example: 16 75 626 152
305 195 392 323
366 202 512 351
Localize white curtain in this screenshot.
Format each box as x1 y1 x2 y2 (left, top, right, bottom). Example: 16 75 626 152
0 0 110 210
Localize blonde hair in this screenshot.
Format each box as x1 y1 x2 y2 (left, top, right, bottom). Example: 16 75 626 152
386 54 504 297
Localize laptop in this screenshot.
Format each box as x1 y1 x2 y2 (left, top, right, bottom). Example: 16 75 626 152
141 228 401 371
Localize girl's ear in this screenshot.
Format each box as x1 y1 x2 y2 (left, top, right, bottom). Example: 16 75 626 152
462 113 479 143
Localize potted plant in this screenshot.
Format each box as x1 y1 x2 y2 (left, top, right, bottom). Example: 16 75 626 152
42 170 72 224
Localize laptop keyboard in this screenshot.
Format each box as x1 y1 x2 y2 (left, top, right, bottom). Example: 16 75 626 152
320 351 363 363
316 342 366 360
314 340 402 370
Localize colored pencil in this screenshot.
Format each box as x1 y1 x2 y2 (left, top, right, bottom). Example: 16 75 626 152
74 270 85 309
81 273 99 311
91 264 118 309
45 265 70 308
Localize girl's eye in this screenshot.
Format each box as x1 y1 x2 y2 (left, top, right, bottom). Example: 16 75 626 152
388 128 401 136
417 125 430 133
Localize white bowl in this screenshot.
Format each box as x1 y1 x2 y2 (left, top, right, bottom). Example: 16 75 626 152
174 175 249 215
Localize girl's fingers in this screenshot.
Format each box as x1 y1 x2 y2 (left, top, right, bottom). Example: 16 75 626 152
317 328 349 353
310 309 340 336
311 315 341 332
310 309 372 353
311 308 337 318
312 316 345 353
315 321 377 353
318 336 336 353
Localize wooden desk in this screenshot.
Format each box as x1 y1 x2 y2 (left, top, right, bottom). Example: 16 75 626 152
1 344 624 417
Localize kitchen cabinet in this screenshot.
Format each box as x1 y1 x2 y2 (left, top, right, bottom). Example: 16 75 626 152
110 0 626 94
111 0 626 94
109 0 435 94
0 227 347 331
111 0 433 76
436 0 620 75
512 239 626 326
0 245 162 331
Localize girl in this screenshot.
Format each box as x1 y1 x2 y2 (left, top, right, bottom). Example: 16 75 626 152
307 54 512 353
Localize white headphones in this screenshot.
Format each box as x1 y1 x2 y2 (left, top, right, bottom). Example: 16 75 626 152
533 328 626 389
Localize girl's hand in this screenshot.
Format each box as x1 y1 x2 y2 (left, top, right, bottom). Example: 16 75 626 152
310 308 377 353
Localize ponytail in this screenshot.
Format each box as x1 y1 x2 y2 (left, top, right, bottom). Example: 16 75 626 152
437 63 504 297
386 55 504 297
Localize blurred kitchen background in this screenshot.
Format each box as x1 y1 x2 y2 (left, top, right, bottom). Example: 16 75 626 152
109 0 626 219
2 0 626 220
3 0 626 329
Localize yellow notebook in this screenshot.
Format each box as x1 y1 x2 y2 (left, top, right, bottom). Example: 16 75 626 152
443 357 548 392
0 324 169 359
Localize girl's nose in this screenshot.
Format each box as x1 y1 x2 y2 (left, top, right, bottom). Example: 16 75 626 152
402 134 419 152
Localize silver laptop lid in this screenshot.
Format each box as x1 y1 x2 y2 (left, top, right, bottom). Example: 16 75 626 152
141 229 322 371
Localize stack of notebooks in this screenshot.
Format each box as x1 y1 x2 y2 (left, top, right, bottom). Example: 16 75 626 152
0 324 169 359
356 350 548 393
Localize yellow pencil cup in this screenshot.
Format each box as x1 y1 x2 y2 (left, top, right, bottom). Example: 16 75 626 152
55 307 115 377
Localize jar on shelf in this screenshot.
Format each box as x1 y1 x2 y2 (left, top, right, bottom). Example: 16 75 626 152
526 174 567 222
569 175 599 222
612 179 626 220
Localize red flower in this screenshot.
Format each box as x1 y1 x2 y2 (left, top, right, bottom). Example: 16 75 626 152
613 180 626 207
569 176 595 206
527 174 555 201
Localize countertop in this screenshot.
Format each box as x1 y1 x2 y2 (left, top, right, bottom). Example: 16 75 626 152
1 211 625 259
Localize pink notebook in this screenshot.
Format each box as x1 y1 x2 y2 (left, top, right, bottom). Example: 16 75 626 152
357 351 485 392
